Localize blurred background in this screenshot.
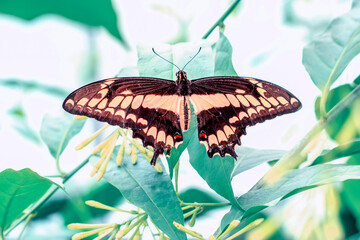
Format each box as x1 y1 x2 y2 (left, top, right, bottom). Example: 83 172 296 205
1 0 360 239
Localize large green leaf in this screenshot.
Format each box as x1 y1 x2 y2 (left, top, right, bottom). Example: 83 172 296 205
90 146 186 240
302 0 360 90
40 113 86 159
231 147 286 178
0 0 127 46
0 169 54 236
187 33 242 208
220 164 360 231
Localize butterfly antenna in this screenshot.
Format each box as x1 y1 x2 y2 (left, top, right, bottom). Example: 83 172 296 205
152 48 181 71
182 47 202 71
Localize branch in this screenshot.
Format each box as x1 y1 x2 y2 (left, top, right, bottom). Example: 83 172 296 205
202 0 241 39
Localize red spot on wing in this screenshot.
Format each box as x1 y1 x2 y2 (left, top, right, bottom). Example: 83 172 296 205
174 134 182 140
199 133 206 138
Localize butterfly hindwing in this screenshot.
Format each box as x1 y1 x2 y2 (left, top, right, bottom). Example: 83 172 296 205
63 77 185 164
189 76 301 158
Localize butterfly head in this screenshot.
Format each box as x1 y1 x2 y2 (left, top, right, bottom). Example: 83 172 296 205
176 70 188 84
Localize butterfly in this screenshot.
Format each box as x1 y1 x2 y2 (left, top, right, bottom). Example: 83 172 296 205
63 49 301 165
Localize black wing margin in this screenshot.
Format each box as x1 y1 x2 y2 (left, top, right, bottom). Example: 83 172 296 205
189 76 301 158
63 77 183 165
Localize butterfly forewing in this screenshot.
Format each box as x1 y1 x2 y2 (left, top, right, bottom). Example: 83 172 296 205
63 77 185 164
189 76 301 158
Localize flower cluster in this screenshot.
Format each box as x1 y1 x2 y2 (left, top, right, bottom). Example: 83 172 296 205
68 201 150 240
74 117 162 181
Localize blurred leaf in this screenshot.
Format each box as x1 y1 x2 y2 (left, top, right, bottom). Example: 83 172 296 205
179 188 221 205
213 32 237 76
8 104 41 144
90 146 186 240
312 139 360 165
40 113 86 159
221 164 360 231
302 0 360 90
341 154 360 230
0 168 54 234
0 79 68 98
35 182 122 224
231 147 286 177
179 188 226 218
0 0 127 47
315 76 360 143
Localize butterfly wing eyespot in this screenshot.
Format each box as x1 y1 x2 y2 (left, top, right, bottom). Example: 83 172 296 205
63 77 185 165
189 76 301 158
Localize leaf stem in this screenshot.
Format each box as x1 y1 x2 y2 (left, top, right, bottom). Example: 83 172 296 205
4 158 89 236
251 83 360 190
202 0 241 39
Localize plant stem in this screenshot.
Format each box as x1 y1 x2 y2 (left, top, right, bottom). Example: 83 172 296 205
181 201 231 207
202 0 241 39
251 83 360 190
16 213 35 240
4 158 90 236
174 160 180 194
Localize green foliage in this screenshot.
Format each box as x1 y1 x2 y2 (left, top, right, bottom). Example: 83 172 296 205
220 164 360 232
315 76 360 144
40 114 86 160
2 1 360 239
231 147 286 177
35 182 122 224
0 169 54 236
0 0 127 47
90 146 186 240
302 0 360 90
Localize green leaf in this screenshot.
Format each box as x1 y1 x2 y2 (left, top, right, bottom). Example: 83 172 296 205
90 146 186 240
0 79 68 98
220 164 360 231
8 104 41 144
0 0 127 47
187 130 241 209
302 0 360 90
312 139 360 165
213 32 237 76
341 154 360 230
137 42 214 176
40 113 86 159
0 169 54 235
231 147 286 178
35 182 122 224
137 43 214 80
314 76 360 144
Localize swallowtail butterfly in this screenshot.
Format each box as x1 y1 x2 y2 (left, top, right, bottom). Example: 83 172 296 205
63 49 301 165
